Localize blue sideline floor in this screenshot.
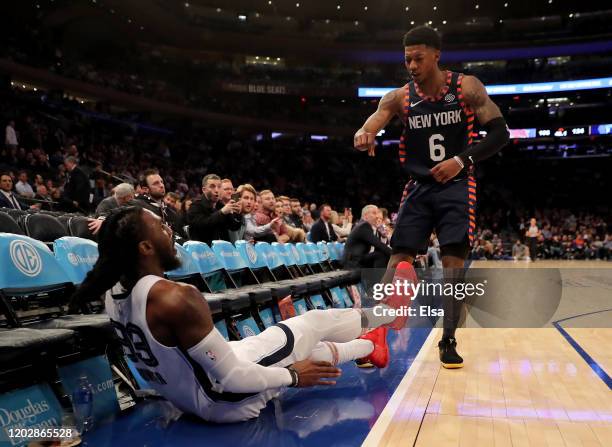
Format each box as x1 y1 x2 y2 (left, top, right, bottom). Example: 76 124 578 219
84 327 431 447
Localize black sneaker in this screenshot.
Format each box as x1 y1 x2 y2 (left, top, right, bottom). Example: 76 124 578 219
438 338 464 369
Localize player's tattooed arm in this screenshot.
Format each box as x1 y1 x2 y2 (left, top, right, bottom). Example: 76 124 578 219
461 76 503 126
354 87 403 156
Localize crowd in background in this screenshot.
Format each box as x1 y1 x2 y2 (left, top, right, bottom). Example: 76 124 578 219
1 84 610 264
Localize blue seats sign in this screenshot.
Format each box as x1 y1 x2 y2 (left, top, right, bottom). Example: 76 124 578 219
0 383 64 446
58 355 120 424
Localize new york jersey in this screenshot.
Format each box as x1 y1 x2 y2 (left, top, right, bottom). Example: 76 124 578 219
399 71 475 180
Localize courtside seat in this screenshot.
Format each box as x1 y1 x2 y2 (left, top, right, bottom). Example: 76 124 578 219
183 241 237 292
0 211 24 235
21 213 67 245
54 237 99 285
64 215 96 241
165 243 208 291
0 233 112 340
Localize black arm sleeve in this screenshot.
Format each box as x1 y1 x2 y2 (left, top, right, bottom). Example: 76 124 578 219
458 116 509 165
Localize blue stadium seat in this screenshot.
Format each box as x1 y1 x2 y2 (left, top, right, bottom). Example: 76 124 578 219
212 240 260 288
165 243 208 291
183 241 236 291
255 242 294 281
235 240 276 283
0 233 110 337
54 237 99 285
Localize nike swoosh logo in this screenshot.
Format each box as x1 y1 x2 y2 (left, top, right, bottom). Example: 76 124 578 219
410 100 424 107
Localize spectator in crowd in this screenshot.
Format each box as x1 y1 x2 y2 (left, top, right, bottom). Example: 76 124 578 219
15 170 34 198
0 172 24 209
343 204 391 268
134 169 179 232
61 156 90 212
95 182 135 216
525 217 540 261
330 209 353 242
5 120 18 150
310 204 338 243
230 183 280 243
275 198 306 242
288 198 305 230
164 192 181 212
187 173 241 244
31 184 54 211
255 189 288 243
512 239 530 261
302 210 314 231
219 178 234 205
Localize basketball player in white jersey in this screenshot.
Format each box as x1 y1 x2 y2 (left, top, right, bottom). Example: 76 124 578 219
70 207 410 423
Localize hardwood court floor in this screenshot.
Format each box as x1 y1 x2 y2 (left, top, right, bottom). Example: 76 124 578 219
364 261 612 447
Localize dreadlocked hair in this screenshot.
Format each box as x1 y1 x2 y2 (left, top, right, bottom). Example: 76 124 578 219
68 206 144 313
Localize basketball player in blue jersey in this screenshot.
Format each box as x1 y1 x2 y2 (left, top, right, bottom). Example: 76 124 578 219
354 26 510 368
70 207 413 423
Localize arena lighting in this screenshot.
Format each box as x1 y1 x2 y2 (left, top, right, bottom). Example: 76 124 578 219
358 76 612 97
310 135 328 141
271 132 283 139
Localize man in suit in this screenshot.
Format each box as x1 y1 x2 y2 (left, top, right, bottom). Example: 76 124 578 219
62 156 90 212
0 172 24 209
95 182 135 217
343 205 391 269
309 204 338 243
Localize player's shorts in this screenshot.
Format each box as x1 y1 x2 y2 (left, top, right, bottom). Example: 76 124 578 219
391 176 476 254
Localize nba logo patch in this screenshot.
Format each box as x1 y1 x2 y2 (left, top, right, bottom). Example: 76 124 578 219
444 93 455 102
206 351 216 361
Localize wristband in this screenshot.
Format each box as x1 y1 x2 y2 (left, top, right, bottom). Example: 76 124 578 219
285 365 299 387
453 155 465 169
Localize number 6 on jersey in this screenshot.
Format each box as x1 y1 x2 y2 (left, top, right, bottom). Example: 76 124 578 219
429 134 445 161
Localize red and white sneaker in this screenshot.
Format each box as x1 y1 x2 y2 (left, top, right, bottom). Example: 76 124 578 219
382 261 418 330
357 326 389 368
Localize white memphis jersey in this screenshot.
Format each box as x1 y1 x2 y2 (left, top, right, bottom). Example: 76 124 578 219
105 275 276 422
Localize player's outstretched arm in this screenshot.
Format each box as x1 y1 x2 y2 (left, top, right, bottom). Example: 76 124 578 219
354 88 402 156
152 281 340 392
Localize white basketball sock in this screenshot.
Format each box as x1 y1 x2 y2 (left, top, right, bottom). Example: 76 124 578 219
309 339 374 366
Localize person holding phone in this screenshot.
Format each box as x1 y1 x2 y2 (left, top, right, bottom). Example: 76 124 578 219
187 174 242 244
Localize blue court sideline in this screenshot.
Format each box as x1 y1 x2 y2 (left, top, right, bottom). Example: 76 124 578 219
83 328 431 447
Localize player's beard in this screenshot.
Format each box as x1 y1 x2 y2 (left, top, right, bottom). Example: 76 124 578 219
160 250 182 272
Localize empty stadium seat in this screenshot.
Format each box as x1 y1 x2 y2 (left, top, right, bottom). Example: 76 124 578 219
64 215 96 240
165 243 208 291
0 233 110 337
0 211 24 235
21 213 67 244
183 241 237 291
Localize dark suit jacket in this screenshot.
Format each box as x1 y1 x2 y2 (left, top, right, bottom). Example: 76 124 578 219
0 191 24 209
186 196 242 245
343 221 392 268
63 166 90 211
95 196 119 217
309 219 338 243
